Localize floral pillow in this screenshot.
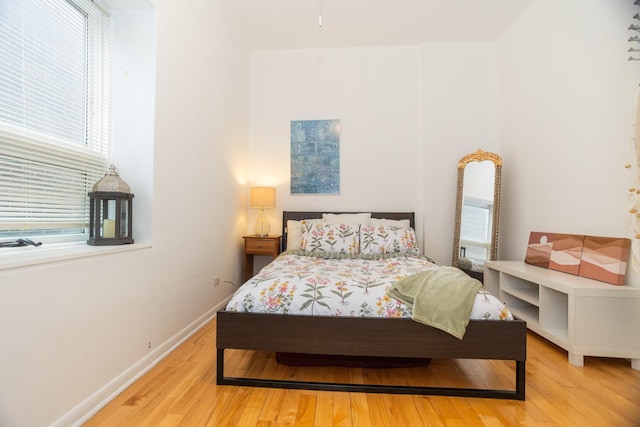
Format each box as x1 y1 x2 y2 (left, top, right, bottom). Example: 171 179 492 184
286 219 324 250
300 222 360 254
360 225 419 255
470 289 514 321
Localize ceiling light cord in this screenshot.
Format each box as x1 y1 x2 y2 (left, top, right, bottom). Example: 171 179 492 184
318 0 322 27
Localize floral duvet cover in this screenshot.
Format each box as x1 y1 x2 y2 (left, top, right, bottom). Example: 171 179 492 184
225 251 513 321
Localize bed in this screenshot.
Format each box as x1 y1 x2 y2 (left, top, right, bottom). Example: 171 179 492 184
216 211 526 400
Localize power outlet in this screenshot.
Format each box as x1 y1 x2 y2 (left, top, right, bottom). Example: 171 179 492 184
213 276 221 287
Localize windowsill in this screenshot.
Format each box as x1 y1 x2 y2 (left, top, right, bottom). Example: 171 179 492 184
0 241 152 271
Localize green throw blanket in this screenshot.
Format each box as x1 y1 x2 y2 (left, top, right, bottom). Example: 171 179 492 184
386 266 482 339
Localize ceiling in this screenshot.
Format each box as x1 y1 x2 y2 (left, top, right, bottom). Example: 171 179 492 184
223 0 534 51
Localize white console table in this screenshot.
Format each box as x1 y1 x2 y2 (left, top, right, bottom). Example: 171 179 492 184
484 260 640 370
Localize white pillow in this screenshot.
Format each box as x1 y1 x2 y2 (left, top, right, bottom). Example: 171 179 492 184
371 218 411 228
286 219 323 250
322 212 371 225
300 222 360 254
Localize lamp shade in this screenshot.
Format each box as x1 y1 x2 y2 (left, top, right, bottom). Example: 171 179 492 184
249 187 276 208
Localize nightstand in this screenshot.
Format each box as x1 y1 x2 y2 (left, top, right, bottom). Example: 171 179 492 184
243 235 282 282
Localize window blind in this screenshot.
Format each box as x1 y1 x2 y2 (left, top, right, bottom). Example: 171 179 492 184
460 197 492 261
0 0 110 241
461 203 491 243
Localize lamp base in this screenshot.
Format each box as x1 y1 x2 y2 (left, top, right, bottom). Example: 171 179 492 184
253 208 271 236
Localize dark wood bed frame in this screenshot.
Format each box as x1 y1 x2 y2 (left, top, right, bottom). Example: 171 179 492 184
216 211 526 400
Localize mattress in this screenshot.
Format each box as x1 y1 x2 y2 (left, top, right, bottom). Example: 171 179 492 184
225 251 513 322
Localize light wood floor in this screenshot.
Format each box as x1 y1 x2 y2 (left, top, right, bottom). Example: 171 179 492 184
84 317 640 426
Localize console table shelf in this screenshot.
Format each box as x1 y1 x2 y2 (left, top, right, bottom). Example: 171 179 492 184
485 260 640 370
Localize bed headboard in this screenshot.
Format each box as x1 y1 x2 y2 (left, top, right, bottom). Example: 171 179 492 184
281 211 415 251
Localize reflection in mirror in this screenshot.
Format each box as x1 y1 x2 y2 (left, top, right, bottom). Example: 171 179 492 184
452 149 502 276
461 161 494 261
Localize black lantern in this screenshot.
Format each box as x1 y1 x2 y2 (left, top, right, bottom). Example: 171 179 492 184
88 165 134 245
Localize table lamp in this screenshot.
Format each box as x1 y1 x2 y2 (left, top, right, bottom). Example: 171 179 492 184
249 186 276 236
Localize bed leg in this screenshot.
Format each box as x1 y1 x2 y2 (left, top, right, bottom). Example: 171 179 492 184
216 348 225 385
515 360 526 400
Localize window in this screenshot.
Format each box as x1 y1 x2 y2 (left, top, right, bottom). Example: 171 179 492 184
460 196 492 261
0 0 110 244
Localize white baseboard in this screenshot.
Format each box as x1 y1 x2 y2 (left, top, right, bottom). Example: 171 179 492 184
51 298 231 427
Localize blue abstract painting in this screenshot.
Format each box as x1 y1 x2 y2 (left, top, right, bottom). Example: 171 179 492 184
290 119 340 194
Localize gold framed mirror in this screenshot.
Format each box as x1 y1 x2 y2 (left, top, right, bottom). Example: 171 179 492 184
452 149 502 274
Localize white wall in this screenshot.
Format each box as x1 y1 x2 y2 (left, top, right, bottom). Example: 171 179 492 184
248 47 424 238
498 0 640 286
247 44 499 267
0 1 250 426
420 43 499 264
110 9 157 244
